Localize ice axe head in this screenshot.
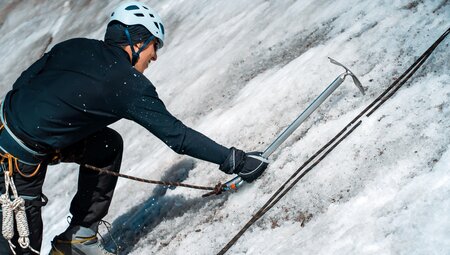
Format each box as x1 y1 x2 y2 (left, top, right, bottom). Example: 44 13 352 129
328 57 365 95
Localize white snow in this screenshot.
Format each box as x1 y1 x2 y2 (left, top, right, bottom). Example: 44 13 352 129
0 0 449 254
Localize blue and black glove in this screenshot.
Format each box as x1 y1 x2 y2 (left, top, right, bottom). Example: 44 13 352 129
219 147 269 183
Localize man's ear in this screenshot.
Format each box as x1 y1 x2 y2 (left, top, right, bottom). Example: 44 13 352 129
135 42 144 49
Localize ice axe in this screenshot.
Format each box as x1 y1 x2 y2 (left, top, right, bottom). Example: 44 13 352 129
218 57 365 194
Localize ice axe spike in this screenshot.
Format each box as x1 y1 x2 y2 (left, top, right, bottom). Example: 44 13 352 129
219 58 365 194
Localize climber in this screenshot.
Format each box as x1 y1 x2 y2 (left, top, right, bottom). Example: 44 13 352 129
0 1 268 255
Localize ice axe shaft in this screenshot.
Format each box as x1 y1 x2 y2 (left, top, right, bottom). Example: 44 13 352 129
263 57 364 157
222 58 365 192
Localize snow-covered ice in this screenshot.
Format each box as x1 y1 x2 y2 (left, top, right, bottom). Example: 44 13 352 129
0 0 449 254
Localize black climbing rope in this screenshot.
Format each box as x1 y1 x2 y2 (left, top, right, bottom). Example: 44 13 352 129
217 27 450 255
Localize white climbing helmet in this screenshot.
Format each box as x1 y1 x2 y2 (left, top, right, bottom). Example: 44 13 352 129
109 1 165 49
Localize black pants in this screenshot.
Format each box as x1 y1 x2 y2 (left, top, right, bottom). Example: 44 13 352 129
0 127 123 254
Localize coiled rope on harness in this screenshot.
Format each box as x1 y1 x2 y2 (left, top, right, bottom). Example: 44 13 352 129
217 27 450 255
0 124 41 254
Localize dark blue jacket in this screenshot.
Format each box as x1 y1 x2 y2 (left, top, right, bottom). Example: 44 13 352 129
3 38 229 164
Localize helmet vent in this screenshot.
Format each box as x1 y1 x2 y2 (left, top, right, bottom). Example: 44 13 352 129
109 3 165 49
125 5 140 10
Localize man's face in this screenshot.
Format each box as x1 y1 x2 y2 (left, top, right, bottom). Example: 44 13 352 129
134 39 158 73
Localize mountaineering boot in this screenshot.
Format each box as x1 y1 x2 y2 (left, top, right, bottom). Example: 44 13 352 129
49 224 115 255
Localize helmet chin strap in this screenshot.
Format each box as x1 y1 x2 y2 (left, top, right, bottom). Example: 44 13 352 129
124 28 155 66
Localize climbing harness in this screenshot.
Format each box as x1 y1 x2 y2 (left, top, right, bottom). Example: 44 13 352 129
217 27 450 254
0 100 49 254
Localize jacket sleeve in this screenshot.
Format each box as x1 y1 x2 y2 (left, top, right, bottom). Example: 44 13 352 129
12 53 50 90
118 79 229 165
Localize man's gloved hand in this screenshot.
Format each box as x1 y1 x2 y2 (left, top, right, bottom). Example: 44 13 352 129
219 147 269 183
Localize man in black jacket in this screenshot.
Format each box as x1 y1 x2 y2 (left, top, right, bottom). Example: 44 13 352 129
0 2 268 255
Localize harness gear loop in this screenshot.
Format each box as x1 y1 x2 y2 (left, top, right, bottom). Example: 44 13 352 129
14 159 41 178
0 153 41 179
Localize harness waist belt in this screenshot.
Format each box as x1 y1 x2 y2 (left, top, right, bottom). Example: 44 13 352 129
0 128 45 165
0 100 47 165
